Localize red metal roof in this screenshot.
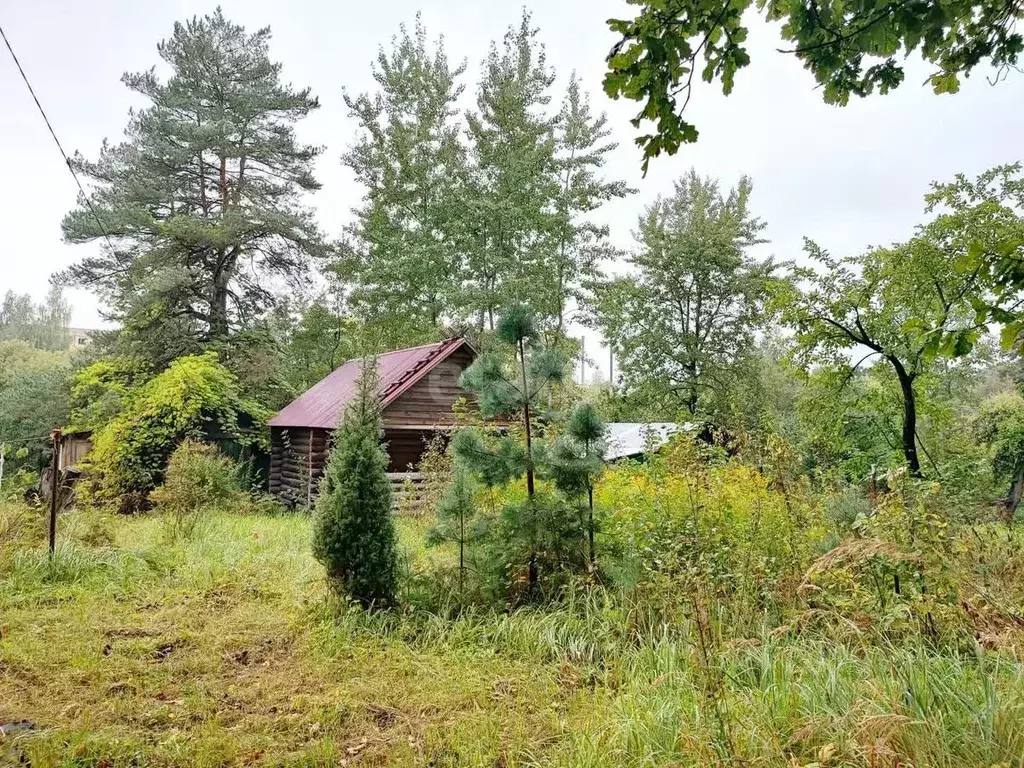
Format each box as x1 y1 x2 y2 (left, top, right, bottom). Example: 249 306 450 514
268 336 470 429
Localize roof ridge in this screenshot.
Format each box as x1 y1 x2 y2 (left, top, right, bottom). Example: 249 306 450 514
268 336 468 429
379 337 458 398
331 338 450 370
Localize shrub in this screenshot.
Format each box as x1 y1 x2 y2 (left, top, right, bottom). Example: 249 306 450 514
151 439 241 540
66 356 150 432
596 436 828 625
312 358 398 608
84 352 267 503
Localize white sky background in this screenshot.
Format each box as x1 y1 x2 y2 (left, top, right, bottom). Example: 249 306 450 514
2 0 1023 382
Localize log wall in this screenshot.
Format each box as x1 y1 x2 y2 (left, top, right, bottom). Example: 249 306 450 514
268 426 330 509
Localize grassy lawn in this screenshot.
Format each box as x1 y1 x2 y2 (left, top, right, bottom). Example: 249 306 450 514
0 508 594 767
3 505 1024 767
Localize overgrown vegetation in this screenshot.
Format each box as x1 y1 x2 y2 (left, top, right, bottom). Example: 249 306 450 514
3 5 1024 766
6 450 1024 765
81 352 266 507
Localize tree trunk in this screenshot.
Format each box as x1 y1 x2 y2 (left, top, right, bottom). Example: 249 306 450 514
888 357 921 477
587 483 595 569
999 463 1024 523
210 262 230 339
519 337 537 593
685 360 699 415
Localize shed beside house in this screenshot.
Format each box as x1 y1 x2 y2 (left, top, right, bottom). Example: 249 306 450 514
604 423 682 462
58 430 93 471
267 336 476 507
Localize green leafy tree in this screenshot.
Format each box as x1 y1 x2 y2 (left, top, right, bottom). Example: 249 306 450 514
0 356 70 474
545 77 634 336
588 170 772 417
61 9 323 359
341 17 469 341
0 288 71 351
312 358 398 608
784 234 988 477
921 163 1024 348
464 12 559 330
549 402 606 568
605 0 1024 169
454 304 569 593
974 391 1024 520
270 294 361 395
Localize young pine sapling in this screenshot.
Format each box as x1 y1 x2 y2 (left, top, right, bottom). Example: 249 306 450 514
426 467 482 594
455 304 568 593
550 402 606 568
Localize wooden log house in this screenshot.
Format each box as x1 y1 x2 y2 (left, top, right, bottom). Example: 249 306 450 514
267 336 477 507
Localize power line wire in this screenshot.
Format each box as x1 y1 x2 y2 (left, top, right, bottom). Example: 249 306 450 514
0 433 52 446
0 22 118 260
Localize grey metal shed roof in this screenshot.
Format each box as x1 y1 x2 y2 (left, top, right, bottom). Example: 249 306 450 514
604 422 685 461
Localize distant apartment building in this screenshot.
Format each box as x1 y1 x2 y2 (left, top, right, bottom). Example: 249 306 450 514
68 328 96 350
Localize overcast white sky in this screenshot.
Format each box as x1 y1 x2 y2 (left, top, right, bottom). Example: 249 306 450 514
2 0 1022 379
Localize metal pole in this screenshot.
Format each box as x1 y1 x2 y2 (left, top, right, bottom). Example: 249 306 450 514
608 342 614 390
48 428 61 555
580 337 585 386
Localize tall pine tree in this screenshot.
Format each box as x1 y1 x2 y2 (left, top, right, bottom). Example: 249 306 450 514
546 77 633 336
341 17 469 345
61 9 323 361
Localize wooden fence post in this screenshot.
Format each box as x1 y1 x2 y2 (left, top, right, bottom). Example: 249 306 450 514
48 428 61 556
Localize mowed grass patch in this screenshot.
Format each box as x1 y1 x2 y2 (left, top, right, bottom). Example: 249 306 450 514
0 508 588 767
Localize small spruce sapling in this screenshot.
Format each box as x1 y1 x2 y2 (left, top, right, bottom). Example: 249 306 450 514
312 358 398 608
550 402 606 568
455 304 568 593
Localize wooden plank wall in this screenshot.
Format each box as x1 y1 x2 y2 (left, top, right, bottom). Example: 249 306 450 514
382 347 475 427
59 434 93 470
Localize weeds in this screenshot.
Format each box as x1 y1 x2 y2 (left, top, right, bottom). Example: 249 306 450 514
5 474 1024 766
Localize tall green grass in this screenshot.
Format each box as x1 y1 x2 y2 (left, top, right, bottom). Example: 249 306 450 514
5 506 1024 766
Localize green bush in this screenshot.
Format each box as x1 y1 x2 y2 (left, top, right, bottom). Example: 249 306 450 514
151 439 241 540
83 352 267 503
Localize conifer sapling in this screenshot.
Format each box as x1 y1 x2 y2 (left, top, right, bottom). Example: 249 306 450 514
455 304 567 593
312 358 398 608
550 402 606 568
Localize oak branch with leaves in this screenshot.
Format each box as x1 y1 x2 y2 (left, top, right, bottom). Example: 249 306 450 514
605 0 1023 169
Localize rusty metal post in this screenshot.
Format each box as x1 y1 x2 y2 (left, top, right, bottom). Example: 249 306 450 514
48 428 60 556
